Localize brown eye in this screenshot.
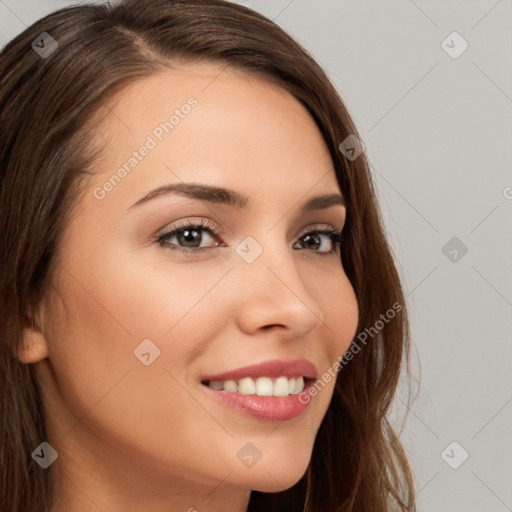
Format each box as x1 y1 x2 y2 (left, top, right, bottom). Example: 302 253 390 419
164 227 211 248
156 219 223 254
293 229 343 254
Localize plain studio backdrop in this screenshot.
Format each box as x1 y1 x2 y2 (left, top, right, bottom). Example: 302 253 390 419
1 1 511 511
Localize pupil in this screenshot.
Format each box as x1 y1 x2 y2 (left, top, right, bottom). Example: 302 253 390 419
179 229 201 247
304 234 320 250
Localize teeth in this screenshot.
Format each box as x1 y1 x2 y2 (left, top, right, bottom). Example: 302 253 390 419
273 376 290 397
206 376 306 396
256 377 273 396
238 377 256 395
223 379 237 392
209 380 223 390
291 376 304 395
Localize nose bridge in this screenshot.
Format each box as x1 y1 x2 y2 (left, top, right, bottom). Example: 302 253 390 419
233 231 325 332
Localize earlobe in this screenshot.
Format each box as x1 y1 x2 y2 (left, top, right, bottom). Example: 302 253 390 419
17 314 50 364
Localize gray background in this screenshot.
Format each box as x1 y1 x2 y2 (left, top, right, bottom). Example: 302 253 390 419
1 1 511 510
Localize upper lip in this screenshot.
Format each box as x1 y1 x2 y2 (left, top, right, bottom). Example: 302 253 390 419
201 358 317 382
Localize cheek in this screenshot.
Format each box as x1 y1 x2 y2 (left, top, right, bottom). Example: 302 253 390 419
305 271 358 412
47 245 231 403
46 262 242 484
47 245 237 420
310 267 360 362
56 238 234 344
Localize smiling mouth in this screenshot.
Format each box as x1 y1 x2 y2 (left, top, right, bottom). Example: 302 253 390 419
201 376 309 397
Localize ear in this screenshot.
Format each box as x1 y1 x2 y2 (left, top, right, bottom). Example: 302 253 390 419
17 308 49 364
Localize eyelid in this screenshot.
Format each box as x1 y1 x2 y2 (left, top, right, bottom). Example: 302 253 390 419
296 223 344 238
156 217 222 239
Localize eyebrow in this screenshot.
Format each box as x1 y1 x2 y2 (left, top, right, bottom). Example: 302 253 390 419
128 183 346 213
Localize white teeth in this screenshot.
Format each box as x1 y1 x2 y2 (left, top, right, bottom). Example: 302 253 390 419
291 376 304 395
238 377 256 395
255 377 273 396
223 379 238 392
206 376 306 396
273 376 290 397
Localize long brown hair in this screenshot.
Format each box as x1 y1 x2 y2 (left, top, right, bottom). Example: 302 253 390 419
0 1 416 510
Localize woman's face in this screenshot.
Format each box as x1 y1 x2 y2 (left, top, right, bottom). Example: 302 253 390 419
28 61 359 507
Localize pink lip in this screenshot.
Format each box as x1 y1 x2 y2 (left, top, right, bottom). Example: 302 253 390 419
200 358 317 382
200 359 317 422
201 381 314 422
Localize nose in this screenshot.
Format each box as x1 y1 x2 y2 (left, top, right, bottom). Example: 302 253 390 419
234 241 326 338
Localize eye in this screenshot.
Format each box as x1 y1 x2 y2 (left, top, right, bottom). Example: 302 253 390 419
293 227 343 254
156 218 224 254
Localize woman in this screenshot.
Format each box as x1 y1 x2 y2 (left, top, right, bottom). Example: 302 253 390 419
0 0 416 510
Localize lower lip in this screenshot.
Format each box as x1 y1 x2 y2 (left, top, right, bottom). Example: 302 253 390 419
201 381 313 422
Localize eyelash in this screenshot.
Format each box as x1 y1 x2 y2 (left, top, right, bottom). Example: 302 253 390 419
156 218 344 256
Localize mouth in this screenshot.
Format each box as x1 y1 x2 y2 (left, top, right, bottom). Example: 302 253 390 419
199 359 317 422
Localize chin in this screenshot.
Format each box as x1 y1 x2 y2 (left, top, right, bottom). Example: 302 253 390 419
233 454 311 493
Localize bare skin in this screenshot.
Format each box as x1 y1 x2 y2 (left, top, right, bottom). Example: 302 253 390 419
20 61 359 512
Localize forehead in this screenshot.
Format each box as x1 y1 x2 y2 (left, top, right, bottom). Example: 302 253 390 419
85 61 339 209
